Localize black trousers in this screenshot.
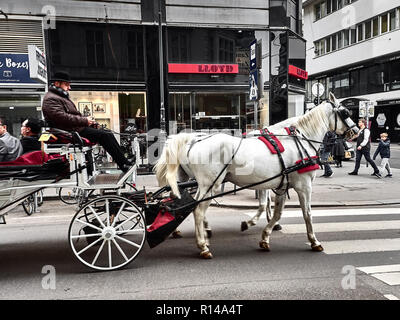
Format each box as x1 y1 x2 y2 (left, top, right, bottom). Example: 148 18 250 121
80 127 127 169
353 148 379 174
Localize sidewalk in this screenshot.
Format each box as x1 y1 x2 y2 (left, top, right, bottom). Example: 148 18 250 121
42 159 400 209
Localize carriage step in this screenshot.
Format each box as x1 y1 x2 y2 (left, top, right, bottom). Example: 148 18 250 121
87 173 125 187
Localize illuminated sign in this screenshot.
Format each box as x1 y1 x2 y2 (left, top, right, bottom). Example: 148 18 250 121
168 63 239 74
288 65 308 80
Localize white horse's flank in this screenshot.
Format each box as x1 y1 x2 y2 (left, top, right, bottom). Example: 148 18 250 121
155 94 355 258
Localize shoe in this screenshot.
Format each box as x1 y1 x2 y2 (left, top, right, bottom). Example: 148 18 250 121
325 172 334 178
319 174 328 177
372 172 382 178
385 174 393 178
348 172 358 175
121 164 132 173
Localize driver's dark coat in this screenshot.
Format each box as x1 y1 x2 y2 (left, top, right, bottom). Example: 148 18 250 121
42 86 88 132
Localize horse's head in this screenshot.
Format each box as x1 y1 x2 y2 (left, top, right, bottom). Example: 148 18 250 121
327 92 359 139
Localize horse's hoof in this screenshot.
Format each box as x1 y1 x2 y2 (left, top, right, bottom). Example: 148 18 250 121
206 229 212 238
273 224 282 231
241 221 248 232
259 241 270 251
200 251 213 259
311 244 324 252
171 230 183 239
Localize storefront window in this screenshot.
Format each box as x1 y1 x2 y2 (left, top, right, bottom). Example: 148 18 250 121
0 95 42 137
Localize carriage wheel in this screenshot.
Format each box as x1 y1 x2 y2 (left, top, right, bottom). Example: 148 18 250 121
22 195 35 216
68 195 146 271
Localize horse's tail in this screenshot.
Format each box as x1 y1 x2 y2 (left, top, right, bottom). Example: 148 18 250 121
154 133 194 198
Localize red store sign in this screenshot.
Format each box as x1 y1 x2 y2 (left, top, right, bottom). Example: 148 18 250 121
288 65 308 80
168 63 239 74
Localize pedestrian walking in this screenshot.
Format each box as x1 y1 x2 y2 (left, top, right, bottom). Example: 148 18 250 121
373 132 392 178
332 135 346 167
348 118 381 178
320 130 336 177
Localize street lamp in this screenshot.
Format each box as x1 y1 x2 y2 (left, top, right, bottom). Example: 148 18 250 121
158 0 167 147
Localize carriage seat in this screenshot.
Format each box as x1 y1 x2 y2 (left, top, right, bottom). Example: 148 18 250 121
0 151 68 181
44 128 96 148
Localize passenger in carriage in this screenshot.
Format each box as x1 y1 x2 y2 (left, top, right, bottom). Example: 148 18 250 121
0 116 23 162
20 118 42 154
42 72 134 173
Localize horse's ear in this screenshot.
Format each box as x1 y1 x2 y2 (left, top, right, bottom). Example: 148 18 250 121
329 92 338 106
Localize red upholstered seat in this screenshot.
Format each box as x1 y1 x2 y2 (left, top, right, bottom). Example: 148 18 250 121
0 151 65 167
45 129 96 147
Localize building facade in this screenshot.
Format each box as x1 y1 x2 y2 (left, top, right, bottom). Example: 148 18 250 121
303 0 400 142
0 0 305 153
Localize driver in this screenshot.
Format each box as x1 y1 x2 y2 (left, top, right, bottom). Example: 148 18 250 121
0 117 23 162
42 72 134 172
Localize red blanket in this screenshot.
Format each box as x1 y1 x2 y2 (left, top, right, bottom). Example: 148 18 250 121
0 151 64 167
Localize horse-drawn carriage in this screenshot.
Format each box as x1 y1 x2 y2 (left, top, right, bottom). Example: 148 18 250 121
0 94 359 271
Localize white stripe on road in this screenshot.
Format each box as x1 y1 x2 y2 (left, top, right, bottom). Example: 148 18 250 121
319 238 400 255
245 207 400 219
283 220 400 234
357 264 400 274
372 273 400 286
384 294 400 300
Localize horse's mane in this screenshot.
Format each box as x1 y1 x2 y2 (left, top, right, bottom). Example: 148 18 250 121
294 103 330 139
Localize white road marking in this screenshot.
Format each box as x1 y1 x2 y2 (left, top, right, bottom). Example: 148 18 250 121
319 238 400 255
357 264 400 274
384 294 399 300
283 220 400 234
371 273 400 286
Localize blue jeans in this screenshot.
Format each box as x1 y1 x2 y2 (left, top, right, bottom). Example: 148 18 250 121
320 151 332 175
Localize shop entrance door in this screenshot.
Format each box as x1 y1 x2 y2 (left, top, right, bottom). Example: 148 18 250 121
168 93 191 134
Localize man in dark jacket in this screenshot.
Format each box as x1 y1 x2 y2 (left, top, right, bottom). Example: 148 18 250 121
42 72 132 172
320 130 336 177
348 118 381 178
0 116 23 162
20 118 42 154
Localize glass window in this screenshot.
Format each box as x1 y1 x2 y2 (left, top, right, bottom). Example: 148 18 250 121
357 24 364 42
332 0 337 11
343 29 349 46
350 70 360 96
368 64 385 93
320 1 326 17
314 41 320 56
373 17 379 37
350 28 357 44
86 30 105 67
315 3 321 20
389 10 396 31
327 0 332 14
365 20 372 39
337 31 343 49
381 13 388 33
331 33 337 50
326 37 331 52
390 59 400 90
337 0 343 9
320 39 326 55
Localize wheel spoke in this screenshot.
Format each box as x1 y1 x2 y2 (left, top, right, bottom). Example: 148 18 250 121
115 228 145 235
77 237 103 255
115 235 141 249
112 239 129 262
92 240 106 265
88 205 106 228
108 240 112 268
75 219 103 232
71 233 103 239
106 199 110 227
111 202 126 228
115 213 141 231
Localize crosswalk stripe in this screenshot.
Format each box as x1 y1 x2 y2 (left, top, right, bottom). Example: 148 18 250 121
371 273 400 286
357 264 400 274
282 220 400 234
245 207 400 219
384 294 400 300
318 238 400 255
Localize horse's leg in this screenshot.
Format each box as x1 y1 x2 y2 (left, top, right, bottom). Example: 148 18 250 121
295 185 323 252
259 192 286 251
204 217 212 238
193 199 213 258
241 189 266 231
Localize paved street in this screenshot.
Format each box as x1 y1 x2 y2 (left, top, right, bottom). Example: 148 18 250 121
1 199 400 301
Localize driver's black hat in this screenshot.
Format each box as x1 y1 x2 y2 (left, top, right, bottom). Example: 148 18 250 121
51 71 71 82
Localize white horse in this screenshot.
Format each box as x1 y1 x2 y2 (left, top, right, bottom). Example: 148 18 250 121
155 94 358 258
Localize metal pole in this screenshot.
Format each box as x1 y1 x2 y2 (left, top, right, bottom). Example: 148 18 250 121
254 100 258 129
158 1 166 139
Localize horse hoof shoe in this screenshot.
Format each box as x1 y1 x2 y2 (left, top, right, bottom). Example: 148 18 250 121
273 224 282 231
241 221 248 232
200 251 213 259
171 231 183 239
259 241 270 251
311 245 324 252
